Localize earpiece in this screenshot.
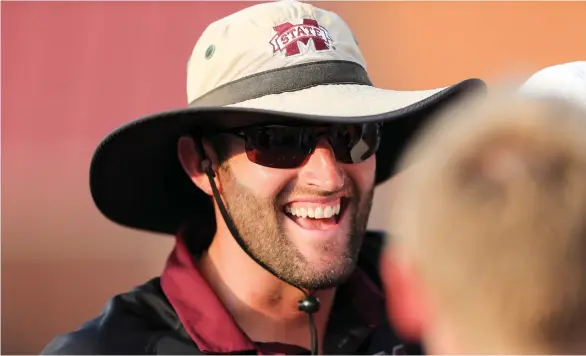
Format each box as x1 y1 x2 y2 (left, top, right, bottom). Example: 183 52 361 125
200 158 215 178
193 137 216 178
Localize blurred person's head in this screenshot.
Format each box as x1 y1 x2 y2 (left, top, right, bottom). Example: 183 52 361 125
381 90 586 354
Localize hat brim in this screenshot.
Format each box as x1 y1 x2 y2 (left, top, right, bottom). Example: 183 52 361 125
90 78 485 235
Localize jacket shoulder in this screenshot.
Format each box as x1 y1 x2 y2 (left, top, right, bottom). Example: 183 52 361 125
41 277 196 355
41 321 101 355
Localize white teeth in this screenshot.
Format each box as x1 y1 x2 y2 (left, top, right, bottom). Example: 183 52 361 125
286 202 342 219
299 208 307 218
314 207 324 219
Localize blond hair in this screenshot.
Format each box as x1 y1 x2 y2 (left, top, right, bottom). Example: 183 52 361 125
390 90 586 354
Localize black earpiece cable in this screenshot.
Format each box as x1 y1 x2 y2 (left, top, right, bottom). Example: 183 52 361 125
196 140 320 355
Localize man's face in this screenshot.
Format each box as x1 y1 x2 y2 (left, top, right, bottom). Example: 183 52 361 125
211 126 377 290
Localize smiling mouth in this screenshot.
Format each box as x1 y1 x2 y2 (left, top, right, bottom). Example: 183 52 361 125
283 198 349 230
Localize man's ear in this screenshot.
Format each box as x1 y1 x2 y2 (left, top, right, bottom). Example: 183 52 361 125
380 249 426 343
177 136 219 196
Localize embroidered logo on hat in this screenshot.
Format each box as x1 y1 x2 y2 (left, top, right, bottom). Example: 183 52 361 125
270 18 334 57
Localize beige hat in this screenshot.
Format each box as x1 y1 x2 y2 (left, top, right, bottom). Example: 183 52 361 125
89 0 486 235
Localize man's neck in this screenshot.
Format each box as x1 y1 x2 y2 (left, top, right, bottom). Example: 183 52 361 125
197 229 336 351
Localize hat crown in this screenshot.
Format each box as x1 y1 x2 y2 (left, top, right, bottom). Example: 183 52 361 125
186 1 366 104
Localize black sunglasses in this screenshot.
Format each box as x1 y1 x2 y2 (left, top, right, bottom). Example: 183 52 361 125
210 122 382 169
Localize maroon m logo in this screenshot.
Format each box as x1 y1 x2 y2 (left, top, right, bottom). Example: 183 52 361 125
270 19 333 57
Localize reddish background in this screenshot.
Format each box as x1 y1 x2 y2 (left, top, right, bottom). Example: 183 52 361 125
2 1 585 353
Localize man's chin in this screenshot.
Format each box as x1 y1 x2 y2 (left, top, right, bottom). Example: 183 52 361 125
295 263 358 290
285 229 360 290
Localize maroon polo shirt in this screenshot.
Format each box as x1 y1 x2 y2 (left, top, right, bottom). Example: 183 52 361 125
161 235 386 355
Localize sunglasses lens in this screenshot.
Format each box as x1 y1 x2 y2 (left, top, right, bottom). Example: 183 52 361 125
244 126 309 168
330 123 381 164
240 123 381 168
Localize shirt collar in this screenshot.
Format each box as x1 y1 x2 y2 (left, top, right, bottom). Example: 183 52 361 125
161 233 386 354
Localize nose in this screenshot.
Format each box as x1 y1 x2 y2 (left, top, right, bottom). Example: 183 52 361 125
298 138 345 192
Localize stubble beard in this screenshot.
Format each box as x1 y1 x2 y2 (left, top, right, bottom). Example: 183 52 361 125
216 164 374 290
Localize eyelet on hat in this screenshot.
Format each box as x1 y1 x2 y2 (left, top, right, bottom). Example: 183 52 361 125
205 45 215 60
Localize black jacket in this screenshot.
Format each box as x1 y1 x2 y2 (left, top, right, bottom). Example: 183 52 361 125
41 231 423 355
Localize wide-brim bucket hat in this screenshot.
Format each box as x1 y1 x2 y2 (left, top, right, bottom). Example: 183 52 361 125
89 1 486 235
